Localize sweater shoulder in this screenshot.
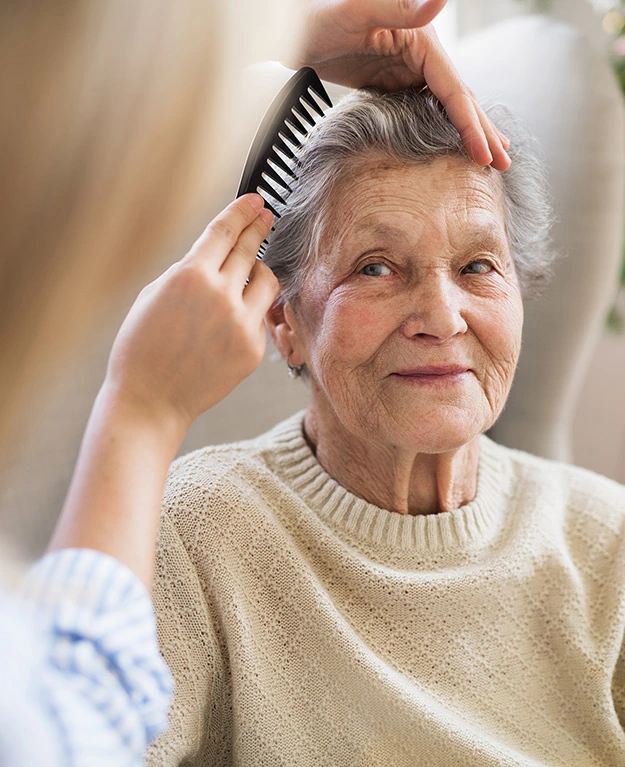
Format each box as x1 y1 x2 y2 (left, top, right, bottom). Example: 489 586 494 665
490 438 625 537
164 412 299 491
165 436 267 489
504 441 625 505
160 413 304 545
163 437 271 514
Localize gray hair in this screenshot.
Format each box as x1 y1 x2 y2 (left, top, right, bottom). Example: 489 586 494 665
263 86 555 303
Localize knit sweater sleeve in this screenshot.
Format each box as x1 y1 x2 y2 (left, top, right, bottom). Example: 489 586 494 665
612 630 625 732
146 512 224 767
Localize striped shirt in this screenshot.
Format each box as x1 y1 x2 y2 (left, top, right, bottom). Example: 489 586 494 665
0 548 173 766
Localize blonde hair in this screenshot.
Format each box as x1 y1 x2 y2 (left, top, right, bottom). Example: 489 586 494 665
0 0 228 446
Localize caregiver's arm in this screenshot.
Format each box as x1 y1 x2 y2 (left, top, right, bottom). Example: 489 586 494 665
47 194 277 590
295 0 510 170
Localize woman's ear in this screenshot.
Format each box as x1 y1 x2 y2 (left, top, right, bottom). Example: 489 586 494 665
265 300 306 365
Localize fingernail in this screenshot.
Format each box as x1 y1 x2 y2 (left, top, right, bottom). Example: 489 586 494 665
259 207 274 225
249 194 265 211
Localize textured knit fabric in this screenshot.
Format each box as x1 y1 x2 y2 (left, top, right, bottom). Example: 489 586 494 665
0 548 173 767
147 411 625 767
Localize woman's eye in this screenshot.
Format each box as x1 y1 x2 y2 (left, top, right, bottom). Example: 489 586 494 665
360 263 391 277
462 260 493 276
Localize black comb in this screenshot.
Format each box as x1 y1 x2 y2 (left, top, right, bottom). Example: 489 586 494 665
236 67 332 258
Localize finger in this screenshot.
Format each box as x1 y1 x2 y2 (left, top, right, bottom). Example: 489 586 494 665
221 207 274 283
243 260 280 313
496 127 511 150
185 193 265 269
411 30 512 169
354 0 447 29
407 33 493 166
474 105 511 171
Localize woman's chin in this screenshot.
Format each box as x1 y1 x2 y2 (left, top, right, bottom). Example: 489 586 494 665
382 405 488 454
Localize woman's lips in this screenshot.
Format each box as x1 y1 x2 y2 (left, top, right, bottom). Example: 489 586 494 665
391 366 471 385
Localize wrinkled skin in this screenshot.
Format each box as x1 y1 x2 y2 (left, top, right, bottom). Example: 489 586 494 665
268 158 523 515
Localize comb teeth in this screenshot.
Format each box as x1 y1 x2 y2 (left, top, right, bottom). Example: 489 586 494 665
280 124 302 148
236 68 333 258
293 104 315 129
286 111 307 136
263 162 292 193
259 176 287 206
275 138 296 161
300 91 325 118
268 149 297 180
310 81 332 108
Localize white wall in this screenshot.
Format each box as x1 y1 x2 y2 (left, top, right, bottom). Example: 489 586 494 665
573 334 625 483
457 0 609 51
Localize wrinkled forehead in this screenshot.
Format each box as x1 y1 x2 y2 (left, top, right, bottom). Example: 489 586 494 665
321 155 507 253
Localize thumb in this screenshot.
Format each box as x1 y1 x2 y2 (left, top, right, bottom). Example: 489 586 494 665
358 0 448 29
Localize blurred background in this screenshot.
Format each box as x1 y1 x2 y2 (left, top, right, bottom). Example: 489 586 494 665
437 0 625 486
1 0 624 559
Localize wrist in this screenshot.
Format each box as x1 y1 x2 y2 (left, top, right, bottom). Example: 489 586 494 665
96 379 191 460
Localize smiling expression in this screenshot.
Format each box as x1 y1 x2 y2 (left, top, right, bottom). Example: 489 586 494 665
287 156 524 454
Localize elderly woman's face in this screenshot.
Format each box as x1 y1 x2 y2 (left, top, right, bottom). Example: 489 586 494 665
290 157 524 453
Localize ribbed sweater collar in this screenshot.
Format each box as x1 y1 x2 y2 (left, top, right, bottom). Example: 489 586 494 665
265 411 513 554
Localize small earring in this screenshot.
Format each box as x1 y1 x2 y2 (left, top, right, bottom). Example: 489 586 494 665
287 354 303 379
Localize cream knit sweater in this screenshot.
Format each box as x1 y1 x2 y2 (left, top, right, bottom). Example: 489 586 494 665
147 412 625 767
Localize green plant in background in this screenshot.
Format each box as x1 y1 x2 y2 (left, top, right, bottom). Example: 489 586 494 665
606 245 625 332
600 0 625 330
513 0 554 13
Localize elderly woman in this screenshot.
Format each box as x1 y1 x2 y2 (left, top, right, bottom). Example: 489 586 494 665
147 88 625 767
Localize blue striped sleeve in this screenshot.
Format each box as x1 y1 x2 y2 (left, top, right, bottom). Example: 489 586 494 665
20 548 173 767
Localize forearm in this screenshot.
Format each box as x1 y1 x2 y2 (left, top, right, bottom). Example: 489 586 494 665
48 194 275 591
47 382 186 590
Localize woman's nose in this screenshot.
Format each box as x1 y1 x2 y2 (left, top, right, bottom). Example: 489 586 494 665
400 277 468 341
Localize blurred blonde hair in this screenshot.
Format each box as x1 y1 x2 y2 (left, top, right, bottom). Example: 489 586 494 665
0 0 229 447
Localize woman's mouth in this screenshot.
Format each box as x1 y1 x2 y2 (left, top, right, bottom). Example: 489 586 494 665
391 366 471 386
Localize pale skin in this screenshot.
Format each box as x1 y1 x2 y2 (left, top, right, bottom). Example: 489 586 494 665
267 158 524 515
47 0 513 587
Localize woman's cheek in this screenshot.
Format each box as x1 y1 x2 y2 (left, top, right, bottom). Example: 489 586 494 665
474 293 523 384
318 291 394 360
